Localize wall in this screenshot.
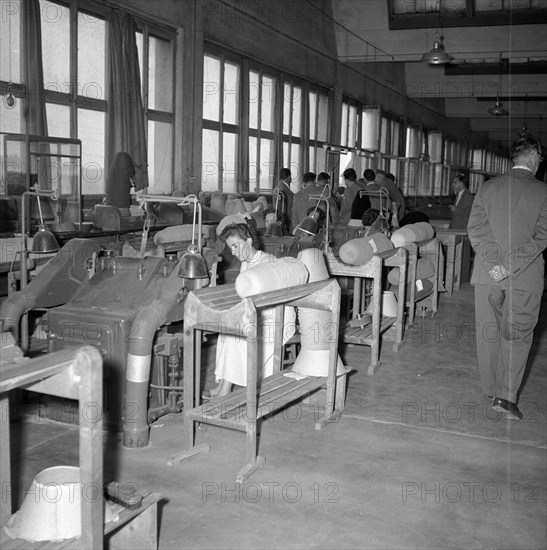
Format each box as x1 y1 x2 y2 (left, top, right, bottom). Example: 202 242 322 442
122 0 495 193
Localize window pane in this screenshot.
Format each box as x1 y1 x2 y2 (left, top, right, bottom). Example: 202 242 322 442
309 92 317 140
309 145 316 172
380 117 389 153
203 56 220 122
222 132 237 192
249 136 258 187
261 75 275 132
41 1 70 92
0 99 23 133
78 108 105 194
260 138 274 190
46 103 70 138
223 61 238 125
341 103 348 146
78 12 105 100
428 132 442 162
292 86 302 138
362 108 379 150
148 120 172 194
249 71 259 130
406 126 420 157
290 143 301 184
392 121 400 156
202 128 219 191
317 94 328 142
349 105 357 147
316 146 326 173
0 0 22 83
149 34 173 111
136 32 144 90
283 84 291 135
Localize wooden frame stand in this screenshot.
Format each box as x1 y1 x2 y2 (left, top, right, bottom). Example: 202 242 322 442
325 247 408 375
169 279 343 484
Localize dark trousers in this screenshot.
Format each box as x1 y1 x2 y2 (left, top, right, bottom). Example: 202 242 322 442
474 284 542 403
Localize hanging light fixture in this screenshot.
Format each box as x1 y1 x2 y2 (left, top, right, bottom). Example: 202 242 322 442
421 31 451 65
176 195 208 279
488 55 509 117
4 7 16 108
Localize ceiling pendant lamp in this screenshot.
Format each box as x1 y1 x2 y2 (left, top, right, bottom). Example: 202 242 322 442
488 97 509 117
488 55 509 117
421 31 451 65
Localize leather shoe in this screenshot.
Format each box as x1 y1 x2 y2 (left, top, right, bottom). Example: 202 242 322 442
492 397 523 421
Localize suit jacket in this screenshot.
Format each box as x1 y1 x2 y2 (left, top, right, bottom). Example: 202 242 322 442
339 180 368 225
291 185 340 229
376 175 406 220
449 188 474 229
275 181 294 229
467 168 547 294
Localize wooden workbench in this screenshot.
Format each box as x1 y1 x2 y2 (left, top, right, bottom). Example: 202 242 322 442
403 238 441 323
169 279 343 484
435 229 468 294
324 247 407 375
0 339 161 550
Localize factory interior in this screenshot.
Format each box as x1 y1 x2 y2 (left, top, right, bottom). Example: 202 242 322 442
0 1 546 549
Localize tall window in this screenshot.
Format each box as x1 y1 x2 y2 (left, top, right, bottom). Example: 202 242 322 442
361 107 380 151
282 81 303 185
202 53 239 192
40 1 107 194
339 100 359 180
136 30 175 194
249 69 276 191
308 90 329 173
0 0 23 134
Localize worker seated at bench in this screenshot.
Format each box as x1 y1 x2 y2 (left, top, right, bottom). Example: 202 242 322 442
206 221 296 398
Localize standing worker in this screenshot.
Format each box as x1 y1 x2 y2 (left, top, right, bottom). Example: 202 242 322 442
449 170 474 230
467 136 546 420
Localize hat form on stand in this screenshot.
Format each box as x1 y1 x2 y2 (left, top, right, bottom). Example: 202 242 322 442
5 466 116 543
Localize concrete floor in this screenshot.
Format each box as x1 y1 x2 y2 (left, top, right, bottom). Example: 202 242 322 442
5 283 547 549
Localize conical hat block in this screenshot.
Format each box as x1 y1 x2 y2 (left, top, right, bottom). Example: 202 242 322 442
297 248 329 282
235 257 309 298
210 195 227 213
366 291 398 317
231 198 247 215
244 201 254 214
293 308 346 376
257 196 269 210
5 466 115 542
416 258 436 279
292 348 347 377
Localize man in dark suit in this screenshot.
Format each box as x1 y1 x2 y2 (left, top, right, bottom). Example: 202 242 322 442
275 168 295 231
467 136 547 420
449 170 474 230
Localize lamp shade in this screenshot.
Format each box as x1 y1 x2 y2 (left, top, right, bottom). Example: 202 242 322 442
488 98 509 117
421 33 451 64
177 245 208 279
32 224 59 254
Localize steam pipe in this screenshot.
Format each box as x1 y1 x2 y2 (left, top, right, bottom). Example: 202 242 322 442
122 262 188 448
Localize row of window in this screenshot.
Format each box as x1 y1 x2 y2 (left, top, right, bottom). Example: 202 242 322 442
201 51 509 196
1 0 174 195
1 0 508 199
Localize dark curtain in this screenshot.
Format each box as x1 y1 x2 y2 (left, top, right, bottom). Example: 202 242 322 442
106 10 148 191
24 0 47 136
